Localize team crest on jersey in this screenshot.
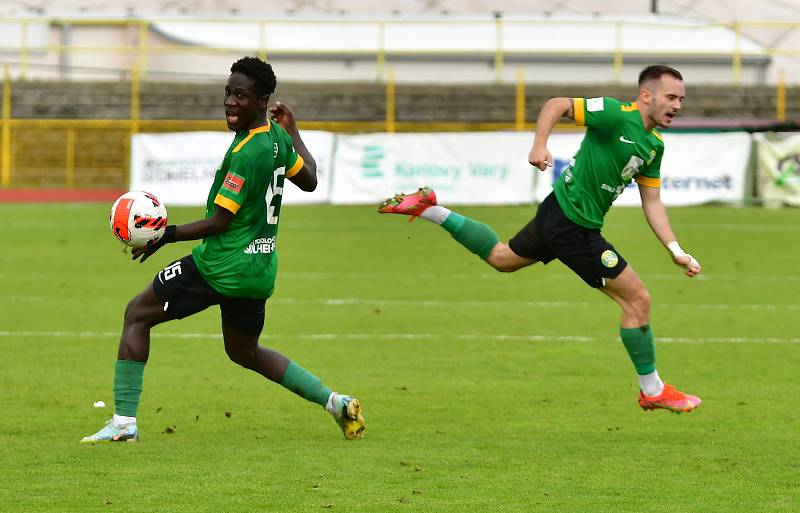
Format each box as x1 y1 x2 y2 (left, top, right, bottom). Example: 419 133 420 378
647 149 657 165
222 172 245 194
601 250 619 268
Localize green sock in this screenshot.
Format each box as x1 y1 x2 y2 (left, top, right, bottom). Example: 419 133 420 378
620 325 656 375
441 212 500 260
280 361 332 407
113 360 145 417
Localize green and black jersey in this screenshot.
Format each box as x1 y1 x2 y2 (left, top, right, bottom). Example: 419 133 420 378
553 97 664 229
192 121 304 299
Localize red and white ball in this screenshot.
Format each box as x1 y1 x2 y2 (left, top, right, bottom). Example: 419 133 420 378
109 191 168 248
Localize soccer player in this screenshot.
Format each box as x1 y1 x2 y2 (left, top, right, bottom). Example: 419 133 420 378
82 57 365 443
379 65 701 413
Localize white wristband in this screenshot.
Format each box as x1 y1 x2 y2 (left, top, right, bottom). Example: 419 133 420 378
667 241 686 258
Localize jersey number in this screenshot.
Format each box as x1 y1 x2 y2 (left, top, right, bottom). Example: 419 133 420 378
162 262 182 281
266 166 285 225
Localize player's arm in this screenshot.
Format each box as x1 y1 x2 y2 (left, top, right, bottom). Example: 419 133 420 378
270 101 318 192
638 184 701 277
131 205 234 263
528 97 573 171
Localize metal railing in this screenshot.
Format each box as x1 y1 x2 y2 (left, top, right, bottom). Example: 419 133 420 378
1 59 795 188
0 17 798 84
1 62 565 188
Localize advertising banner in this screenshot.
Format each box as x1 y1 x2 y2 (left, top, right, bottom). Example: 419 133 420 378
754 132 800 207
330 132 536 205
534 132 750 206
130 130 334 206
131 130 751 208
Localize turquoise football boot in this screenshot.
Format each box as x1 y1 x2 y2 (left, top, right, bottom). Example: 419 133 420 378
81 419 139 443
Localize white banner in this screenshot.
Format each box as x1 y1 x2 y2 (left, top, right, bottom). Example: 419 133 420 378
534 132 750 206
330 132 536 205
131 130 751 208
130 130 334 206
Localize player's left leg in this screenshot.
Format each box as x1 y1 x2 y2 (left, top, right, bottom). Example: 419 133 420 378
602 265 701 413
220 301 365 439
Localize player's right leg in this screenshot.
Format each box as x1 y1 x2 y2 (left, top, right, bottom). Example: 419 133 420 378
82 255 217 443
535 197 700 413
602 265 701 413
81 282 168 443
378 187 538 272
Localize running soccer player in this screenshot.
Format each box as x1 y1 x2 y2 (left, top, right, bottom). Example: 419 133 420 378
82 57 365 443
379 65 701 413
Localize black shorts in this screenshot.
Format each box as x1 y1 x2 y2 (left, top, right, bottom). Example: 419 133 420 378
508 193 627 288
152 255 266 336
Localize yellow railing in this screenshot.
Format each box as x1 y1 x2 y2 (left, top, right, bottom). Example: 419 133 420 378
777 69 786 122
1 65 10 188
494 15 504 84
385 67 395 133
0 63 550 188
1 17 799 84
515 67 526 131
0 39 795 189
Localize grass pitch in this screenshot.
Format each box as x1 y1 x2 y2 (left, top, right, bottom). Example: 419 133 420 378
1 202 798 512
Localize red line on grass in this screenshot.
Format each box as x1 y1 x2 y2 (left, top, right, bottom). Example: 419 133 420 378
0 189 125 203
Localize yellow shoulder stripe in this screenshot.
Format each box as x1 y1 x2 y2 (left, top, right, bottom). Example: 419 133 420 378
572 98 585 126
285 155 305 178
635 176 661 188
621 101 639 112
232 125 270 153
214 194 241 213
652 130 663 142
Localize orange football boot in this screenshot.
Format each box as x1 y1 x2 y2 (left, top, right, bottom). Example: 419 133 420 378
378 186 437 220
639 383 702 413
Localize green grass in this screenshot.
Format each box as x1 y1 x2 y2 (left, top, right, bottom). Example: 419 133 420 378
1 202 799 513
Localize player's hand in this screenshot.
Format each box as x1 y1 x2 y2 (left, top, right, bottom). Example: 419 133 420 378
132 225 176 263
132 238 164 263
269 101 297 131
528 146 552 171
672 254 701 278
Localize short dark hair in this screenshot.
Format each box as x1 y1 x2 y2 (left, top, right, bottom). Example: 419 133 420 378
230 56 276 98
638 65 683 86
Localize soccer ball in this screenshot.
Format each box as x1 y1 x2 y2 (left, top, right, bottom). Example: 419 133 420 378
109 191 168 248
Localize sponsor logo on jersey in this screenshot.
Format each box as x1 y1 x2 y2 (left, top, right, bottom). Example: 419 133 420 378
621 155 644 181
244 236 276 254
222 172 245 194
587 97 604 112
600 250 619 268
601 183 627 199
619 135 636 144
